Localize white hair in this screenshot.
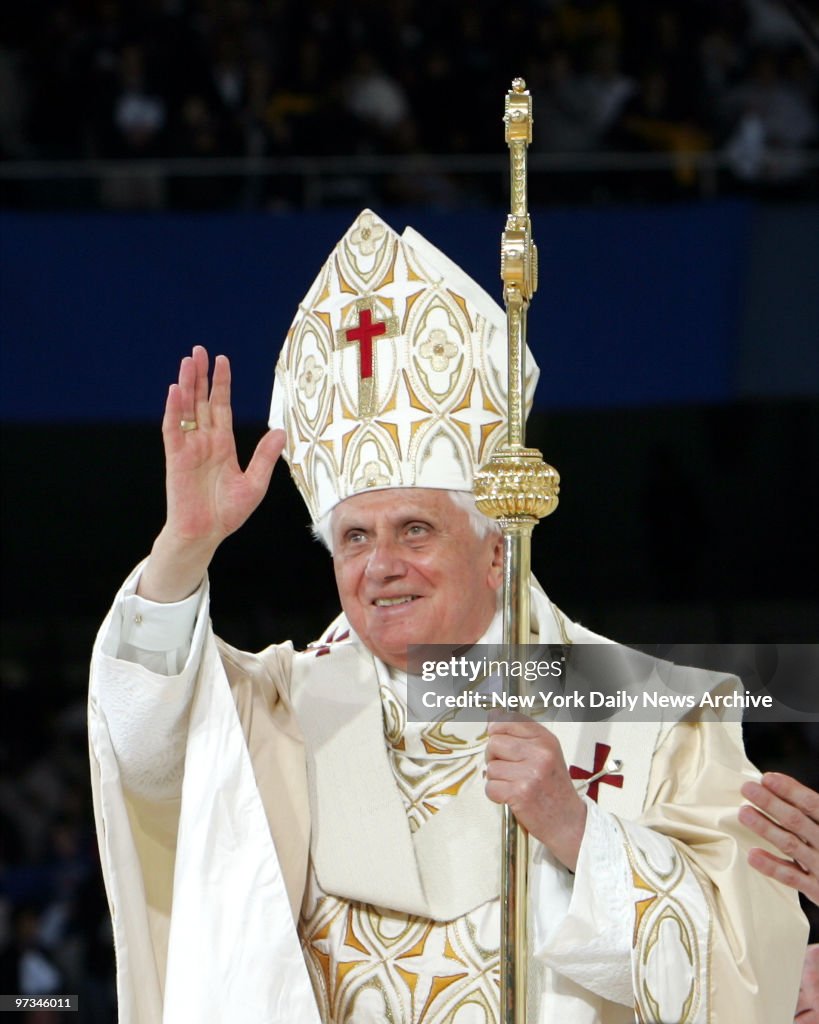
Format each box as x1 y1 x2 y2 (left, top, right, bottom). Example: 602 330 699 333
310 489 501 555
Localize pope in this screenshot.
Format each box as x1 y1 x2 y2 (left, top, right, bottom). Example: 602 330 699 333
89 210 807 1024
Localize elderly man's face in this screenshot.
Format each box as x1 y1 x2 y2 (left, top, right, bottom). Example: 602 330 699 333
331 488 503 670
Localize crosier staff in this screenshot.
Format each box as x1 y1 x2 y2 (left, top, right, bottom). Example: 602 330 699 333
474 78 560 1024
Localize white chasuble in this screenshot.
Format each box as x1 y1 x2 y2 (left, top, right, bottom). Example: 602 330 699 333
90 571 808 1024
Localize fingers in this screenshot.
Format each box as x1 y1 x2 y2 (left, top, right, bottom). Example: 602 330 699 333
739 801 818 864
244 429 286 498
486 722 562 761
487 718 544 739
210 353 233 431
484 778 521 808
192 345 211 428
166 351 202 438
483 726 587 871
176 354 197 421
165 348 230 438
761 772 819 823
484 742 537 782
162 382 185 452
740 773 819 904
741 781 819 852
162 349 211 451
742 806 819 903
483 725 573 814
747 845 819 905
742 774 819 827
485 732 532 764
187 348 236 433
485 723 563 779
797 945 819 1021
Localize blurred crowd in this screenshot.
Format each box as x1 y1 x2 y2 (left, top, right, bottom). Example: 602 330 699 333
1 668 115 1021
1 0 818 206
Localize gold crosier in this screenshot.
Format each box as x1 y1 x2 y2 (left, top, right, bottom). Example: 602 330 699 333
474 79 560 1024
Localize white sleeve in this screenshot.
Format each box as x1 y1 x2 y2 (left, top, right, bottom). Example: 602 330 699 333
93 564 211 799
531 797 714 1020
529 797 634 1006
106 568 202 676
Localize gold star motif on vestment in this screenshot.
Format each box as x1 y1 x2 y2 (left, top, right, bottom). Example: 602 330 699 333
394 922 469 1021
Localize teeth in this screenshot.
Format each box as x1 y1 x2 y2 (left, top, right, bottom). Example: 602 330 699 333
374 596 417 607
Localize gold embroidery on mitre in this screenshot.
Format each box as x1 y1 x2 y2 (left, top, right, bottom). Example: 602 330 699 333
317 385 358 474
270 209 541 524
341 211 395 288
447 289 474 330
450 371 505 464
401 287 427 331
333 256 357 295
415 426 470 486
285 311 334 458
406 289 472 407
374 371 432 463
376 244 399 289
347 429 398 494
297 355 325 399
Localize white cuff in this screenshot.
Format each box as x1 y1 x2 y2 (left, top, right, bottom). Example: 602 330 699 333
120 588 201 652
531 797 633 1006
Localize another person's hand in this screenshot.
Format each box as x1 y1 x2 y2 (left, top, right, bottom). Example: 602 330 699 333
485 718 587 872
797 944 819 1023
740 772 819 905
139 346 285 602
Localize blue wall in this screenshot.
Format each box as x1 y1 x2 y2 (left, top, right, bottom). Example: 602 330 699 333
1 202 816 422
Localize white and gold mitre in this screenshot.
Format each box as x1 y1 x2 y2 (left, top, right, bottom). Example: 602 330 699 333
269 209 539 523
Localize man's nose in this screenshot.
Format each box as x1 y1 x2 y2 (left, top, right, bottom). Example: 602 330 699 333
364 536 407 581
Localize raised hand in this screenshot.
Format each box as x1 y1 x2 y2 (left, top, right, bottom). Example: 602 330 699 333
138 346 285 602
740 772 819 906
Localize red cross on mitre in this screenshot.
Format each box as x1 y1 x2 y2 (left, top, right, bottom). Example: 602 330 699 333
569 742 624 803
336 301 398 417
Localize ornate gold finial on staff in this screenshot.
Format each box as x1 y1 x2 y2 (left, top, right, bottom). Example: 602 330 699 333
474 78 560 1024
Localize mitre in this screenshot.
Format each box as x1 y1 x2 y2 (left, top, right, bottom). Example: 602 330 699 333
269 209 539 524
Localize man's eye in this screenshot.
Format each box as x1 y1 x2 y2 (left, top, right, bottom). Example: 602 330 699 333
406 524 429 537
346 531 367 544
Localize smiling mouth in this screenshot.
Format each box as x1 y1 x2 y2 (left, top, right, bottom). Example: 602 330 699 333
373 596 419 607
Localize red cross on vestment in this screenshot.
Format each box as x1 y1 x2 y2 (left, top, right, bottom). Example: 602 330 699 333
312 627 351 657
569 742 624 803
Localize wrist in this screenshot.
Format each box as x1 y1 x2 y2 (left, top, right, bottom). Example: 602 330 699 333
549 798 588 873
137 527 218 603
